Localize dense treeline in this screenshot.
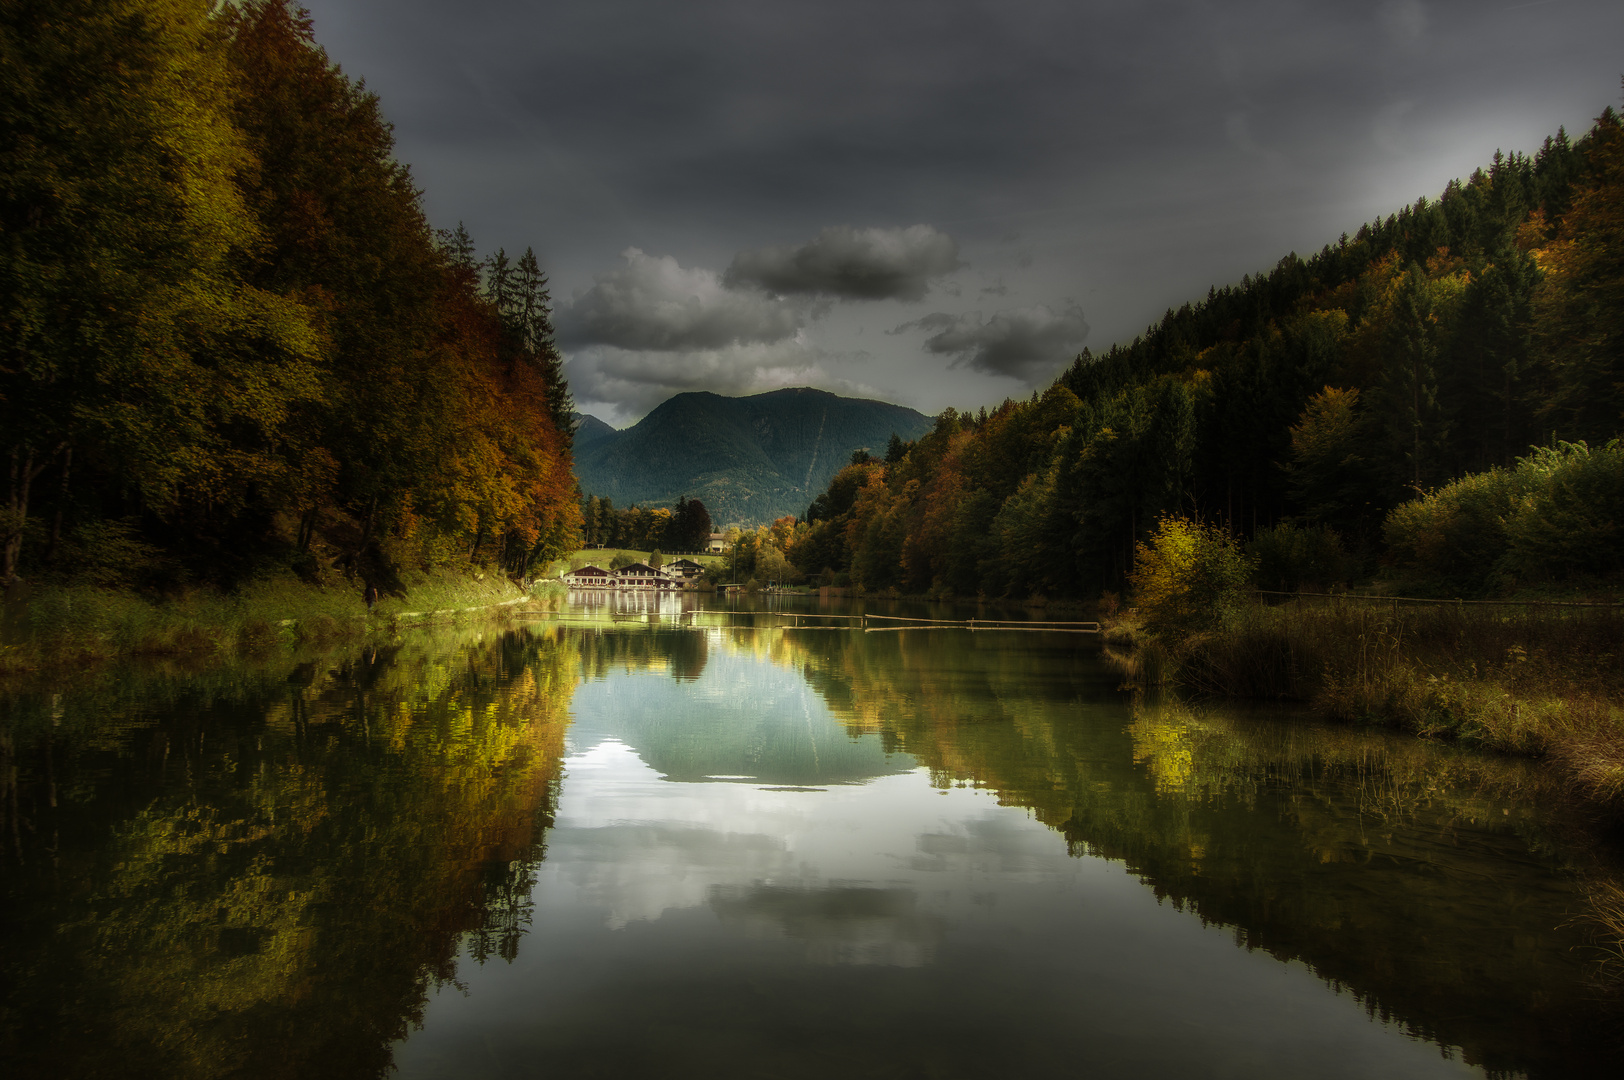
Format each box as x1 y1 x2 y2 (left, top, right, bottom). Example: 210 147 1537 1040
1 0 579 595
785 101 1624 598
579 494 713 554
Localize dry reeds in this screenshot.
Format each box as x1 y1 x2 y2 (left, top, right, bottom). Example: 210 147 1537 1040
1141 595 1624 814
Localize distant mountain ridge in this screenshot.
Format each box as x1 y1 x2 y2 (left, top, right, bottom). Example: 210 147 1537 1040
572 413 617 448
573 388 933 526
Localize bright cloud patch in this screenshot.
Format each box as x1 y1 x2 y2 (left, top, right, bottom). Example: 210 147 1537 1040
724 225 962 302
568 339 872 424
559 248 807 351
901 304 1090 384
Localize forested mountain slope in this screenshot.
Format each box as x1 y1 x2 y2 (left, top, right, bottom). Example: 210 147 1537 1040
574 388 932 526
572 414 618 449
780 101 1624 598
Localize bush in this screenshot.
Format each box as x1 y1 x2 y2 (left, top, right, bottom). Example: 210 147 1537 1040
1500 440 1624 583
1383 441 1624 593
1383 467 1528 594
1129 516 1255 637
1248 522 1352 592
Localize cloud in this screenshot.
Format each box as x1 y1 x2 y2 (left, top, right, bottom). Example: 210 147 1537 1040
566 338 878 424
723 224 963 301
558 248 807 351
1377 0 1428 47
897 303 1089 383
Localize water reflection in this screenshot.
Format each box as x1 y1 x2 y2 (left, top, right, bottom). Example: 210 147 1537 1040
0 627 575 1079
3 608 1621 1079
396 615 1619 1078
776 626 1614 1077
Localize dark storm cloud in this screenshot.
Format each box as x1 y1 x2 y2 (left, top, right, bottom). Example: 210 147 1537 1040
302 0 1624 418
901 304 1090 384
557 248 807 351
722 225 963 301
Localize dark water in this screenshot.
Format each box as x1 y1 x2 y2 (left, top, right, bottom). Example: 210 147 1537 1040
1 594 1618 1078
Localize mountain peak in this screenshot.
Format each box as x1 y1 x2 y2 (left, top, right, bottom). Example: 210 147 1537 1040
574 389 932 525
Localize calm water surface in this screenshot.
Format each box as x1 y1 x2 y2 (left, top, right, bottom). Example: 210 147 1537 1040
2 593 1618 1078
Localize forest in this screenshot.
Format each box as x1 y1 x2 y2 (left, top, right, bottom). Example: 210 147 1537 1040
578 495 714 555
1 0 580 598
768 97 1624 601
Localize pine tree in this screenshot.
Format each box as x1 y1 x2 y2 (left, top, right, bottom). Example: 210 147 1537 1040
1381 263 1448 493
514 247 574 443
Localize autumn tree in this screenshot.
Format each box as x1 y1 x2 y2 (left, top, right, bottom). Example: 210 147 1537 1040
1 0 320 582
1534 107 1624 443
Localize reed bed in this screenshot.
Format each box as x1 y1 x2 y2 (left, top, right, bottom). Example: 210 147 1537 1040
1127 596 1624 813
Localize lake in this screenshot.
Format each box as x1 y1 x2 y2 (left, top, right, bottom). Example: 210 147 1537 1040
1 592 1617 1078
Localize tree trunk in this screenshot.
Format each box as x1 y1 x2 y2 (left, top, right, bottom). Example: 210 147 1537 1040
3 445 57 583
4 446 30 583
43 446 72 565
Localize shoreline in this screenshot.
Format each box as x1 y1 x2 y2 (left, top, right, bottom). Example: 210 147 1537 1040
0 574 565 678
1101 596 1624 825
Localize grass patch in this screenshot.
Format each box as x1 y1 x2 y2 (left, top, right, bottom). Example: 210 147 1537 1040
0 569 543 674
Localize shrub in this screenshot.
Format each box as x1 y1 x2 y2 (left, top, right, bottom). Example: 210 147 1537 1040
1248 522 1352 592
1129 516 1255 636
1382 441 1624 593
1500 440 1624 583
1382 467 1528 594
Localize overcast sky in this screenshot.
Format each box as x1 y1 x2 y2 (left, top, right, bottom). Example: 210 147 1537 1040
301 0 1624 427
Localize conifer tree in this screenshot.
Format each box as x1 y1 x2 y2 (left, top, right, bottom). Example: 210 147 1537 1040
1381 263 1448 493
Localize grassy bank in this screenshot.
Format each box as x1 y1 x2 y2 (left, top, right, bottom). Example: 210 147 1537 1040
1107 596 1624 815
0 570 567 675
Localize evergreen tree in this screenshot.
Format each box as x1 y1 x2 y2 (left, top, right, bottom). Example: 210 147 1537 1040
1381 263 1448 493
514 247 574 445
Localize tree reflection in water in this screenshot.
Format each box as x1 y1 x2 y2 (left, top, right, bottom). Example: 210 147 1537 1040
0 626 575 1079
4 615 1622 1079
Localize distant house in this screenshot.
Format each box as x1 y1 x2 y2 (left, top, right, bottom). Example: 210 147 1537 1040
613 562 674 590
562 564 613 589
667 558 705 582
707 532 726 553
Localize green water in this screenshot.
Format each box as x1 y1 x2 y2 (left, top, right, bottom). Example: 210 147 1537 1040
1 595 1617 1078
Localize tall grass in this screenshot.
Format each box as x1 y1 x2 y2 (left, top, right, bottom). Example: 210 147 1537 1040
1156 596 1624 811
0 569 542 674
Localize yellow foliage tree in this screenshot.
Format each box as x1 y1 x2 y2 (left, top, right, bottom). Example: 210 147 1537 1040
1128 515 1255 636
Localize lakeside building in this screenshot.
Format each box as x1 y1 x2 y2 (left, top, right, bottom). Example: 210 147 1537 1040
667 558 706 583
612 562 674 590
561 559 711 591
561 565 613 588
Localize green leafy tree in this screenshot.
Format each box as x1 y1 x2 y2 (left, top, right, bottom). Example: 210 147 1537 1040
1284 387 1384 546
1 0 320 582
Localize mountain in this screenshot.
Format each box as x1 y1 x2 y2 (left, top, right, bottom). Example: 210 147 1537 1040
571 412 618 448
573 387 934 525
